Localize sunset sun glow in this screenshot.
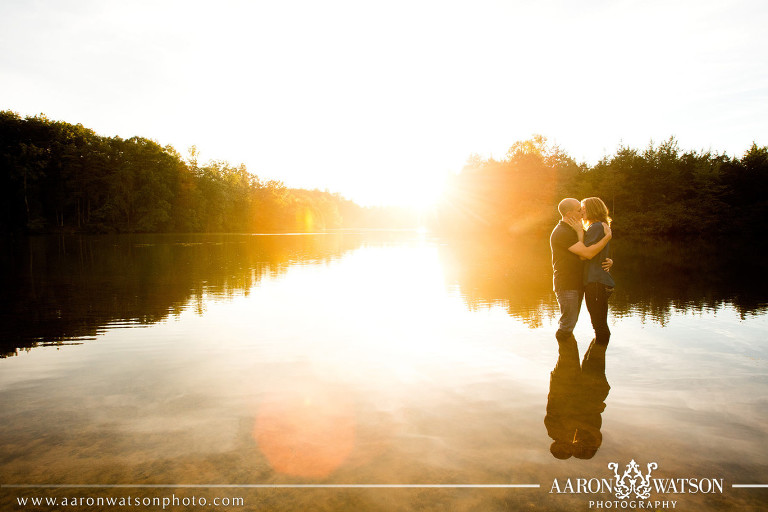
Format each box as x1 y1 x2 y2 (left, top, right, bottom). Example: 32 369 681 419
2 0 765 208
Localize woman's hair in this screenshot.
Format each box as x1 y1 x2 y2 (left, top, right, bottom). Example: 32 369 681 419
581 197 612 226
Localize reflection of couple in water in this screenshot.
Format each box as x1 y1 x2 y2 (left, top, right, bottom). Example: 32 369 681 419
545 336 610 459
546 197 615 459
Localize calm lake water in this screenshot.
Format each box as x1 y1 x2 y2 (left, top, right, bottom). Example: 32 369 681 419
1 232 767 511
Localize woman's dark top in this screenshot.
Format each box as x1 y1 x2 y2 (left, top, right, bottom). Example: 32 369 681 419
583 223 615 288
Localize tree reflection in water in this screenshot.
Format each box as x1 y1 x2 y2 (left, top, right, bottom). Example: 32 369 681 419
0 233 361 357
1 232 766 357
438 234 767 327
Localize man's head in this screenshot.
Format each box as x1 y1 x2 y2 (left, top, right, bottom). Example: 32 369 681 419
550 440 574 460
557 198 582 221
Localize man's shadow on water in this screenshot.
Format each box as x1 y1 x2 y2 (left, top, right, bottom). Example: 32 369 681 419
545 336 610 460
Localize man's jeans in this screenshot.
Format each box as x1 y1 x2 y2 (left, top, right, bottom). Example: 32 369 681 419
555 289 584 342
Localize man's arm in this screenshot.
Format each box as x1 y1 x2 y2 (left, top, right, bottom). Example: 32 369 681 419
568 238 609 259
565 221 611 260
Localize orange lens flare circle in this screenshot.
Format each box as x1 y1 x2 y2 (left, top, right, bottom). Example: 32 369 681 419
253 384 356 478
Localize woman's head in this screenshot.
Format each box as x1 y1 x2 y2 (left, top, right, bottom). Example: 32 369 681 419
581 197 611 227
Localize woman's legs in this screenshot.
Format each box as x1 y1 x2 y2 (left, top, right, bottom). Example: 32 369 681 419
585 282 612 346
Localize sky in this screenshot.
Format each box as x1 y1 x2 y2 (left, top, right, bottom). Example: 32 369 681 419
1 0 766 207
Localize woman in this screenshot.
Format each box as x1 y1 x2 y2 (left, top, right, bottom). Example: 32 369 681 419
581 197 615 346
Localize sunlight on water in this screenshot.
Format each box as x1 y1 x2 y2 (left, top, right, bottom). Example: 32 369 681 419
1 233 767 510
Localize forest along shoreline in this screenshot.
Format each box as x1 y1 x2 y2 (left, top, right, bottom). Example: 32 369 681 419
2 112 766 239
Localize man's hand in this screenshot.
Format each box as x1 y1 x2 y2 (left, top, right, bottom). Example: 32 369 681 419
563 216 583 235
566 219 612 260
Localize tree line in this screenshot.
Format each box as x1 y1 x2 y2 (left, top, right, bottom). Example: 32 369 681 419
3 111 765 237
433 135 768 237
0 111 413 234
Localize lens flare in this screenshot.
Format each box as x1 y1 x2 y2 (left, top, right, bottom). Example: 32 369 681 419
253 382 356 478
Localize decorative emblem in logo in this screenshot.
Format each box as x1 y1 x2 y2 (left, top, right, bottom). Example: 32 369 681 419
608 459 659 500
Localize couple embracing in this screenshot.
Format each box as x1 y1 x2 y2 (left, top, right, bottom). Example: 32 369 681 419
549 197 615 346
545 197 614 460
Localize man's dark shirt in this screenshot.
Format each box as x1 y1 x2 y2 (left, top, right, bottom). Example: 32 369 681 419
550 221 583 292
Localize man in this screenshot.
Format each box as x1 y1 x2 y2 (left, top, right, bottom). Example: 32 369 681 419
550 198 612 343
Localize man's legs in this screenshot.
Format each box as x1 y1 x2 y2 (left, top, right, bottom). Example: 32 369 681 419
555 289 583 342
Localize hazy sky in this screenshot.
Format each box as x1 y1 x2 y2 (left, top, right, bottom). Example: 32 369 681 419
1 0 766 206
